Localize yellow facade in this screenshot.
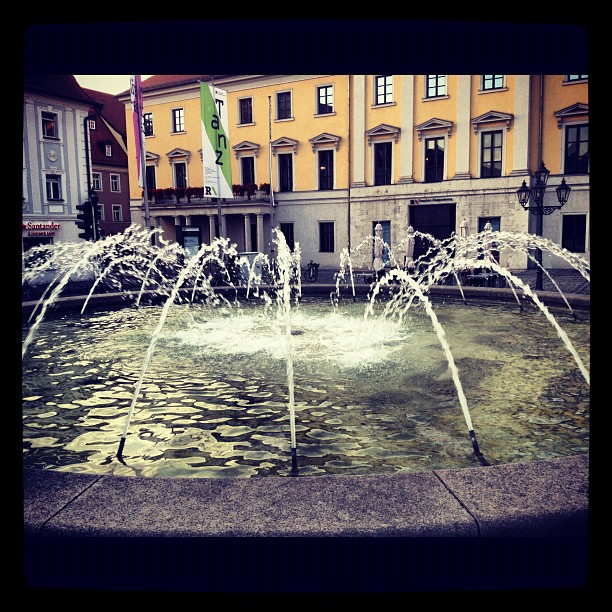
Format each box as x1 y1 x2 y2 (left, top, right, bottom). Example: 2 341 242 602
121 74 589 269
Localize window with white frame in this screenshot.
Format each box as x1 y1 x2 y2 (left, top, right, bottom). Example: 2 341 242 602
481 75 504 90
566 75 588 82
45 174 62 200
42 111 58 138
110 174 120 192
374 141 392 185
374 76 393 105
317 85 334 114
144 112 154 137
424 137 445 183
276 91 292 120
112 205 122 222
88 119 96 130
239 98 253 124
105 144 112 157
145 165 156 191
174 162 187 189
318 149 334 190
92 173 102 191
564 124 589 174
241 156 255 185
172 108 185 133
425 75 446 98
480 130 503 178
278 153 293 191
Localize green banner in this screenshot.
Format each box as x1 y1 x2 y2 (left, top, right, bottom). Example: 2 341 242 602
200 83 232 198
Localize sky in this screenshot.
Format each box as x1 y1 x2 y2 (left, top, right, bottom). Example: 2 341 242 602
74 75 153 95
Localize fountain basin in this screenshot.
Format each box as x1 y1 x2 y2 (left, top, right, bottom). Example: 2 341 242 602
22 284 590 593
22 289 589 479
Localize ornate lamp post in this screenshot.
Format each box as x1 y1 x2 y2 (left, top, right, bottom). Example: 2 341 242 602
516 161 571 290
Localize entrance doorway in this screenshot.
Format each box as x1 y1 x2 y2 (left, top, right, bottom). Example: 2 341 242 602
409 203 456 260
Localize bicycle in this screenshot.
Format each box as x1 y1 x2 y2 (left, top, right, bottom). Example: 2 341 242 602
301 260 319 282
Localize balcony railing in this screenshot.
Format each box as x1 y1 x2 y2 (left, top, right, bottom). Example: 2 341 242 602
146 186 271 206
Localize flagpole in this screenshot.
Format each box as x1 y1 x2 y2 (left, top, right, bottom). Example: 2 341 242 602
132 76 150 239
268 95 275 258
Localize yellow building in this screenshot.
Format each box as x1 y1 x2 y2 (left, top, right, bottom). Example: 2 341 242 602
119 74 589 271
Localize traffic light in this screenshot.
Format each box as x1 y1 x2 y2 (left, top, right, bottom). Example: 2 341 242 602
75 201 94 240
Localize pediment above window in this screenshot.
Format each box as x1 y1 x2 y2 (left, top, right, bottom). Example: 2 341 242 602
271 136 298 156
308 132 341 151
145 151 160 166
165 147 191 163
554 103 589 127
365 124 400 145
414 118 453 140
471 111 513 134
232 140 261 158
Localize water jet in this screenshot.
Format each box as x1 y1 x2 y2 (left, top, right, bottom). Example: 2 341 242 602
22 226 589 479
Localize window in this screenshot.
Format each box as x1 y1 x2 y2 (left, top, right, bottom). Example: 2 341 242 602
425 137 445 182
276 92 292 120
278 153 293 191
564 124 589 174
241 157 255 185
319 222 335 252
318 150 334 190
110 174 121 192
375 76 393 105
239 98 253 124
105 144 112 157
145 166 156 191
480 130 503 178
374 142 392 185
567 75 588 82
112 205 122 222
143 113 154 137
45 174 62 200
172 108 185 133
174 162 187 188
280 223 295 251
88 119 96 130
482 75 504 90
317 85 333 114
42 111 58 138
425 75 446 98
562 214 587 252
92 173 102 191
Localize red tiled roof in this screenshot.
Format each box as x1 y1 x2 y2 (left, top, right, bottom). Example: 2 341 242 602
24 74 102 109
142 75 211 90
116 75 218 96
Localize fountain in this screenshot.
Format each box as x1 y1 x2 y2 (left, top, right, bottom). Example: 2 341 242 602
22 225 589 479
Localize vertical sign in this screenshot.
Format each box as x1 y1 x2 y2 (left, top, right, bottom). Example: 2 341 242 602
201 83 233 199
130 75 144 188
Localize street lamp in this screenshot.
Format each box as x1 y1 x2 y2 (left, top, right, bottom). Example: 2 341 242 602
516 161 571 290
